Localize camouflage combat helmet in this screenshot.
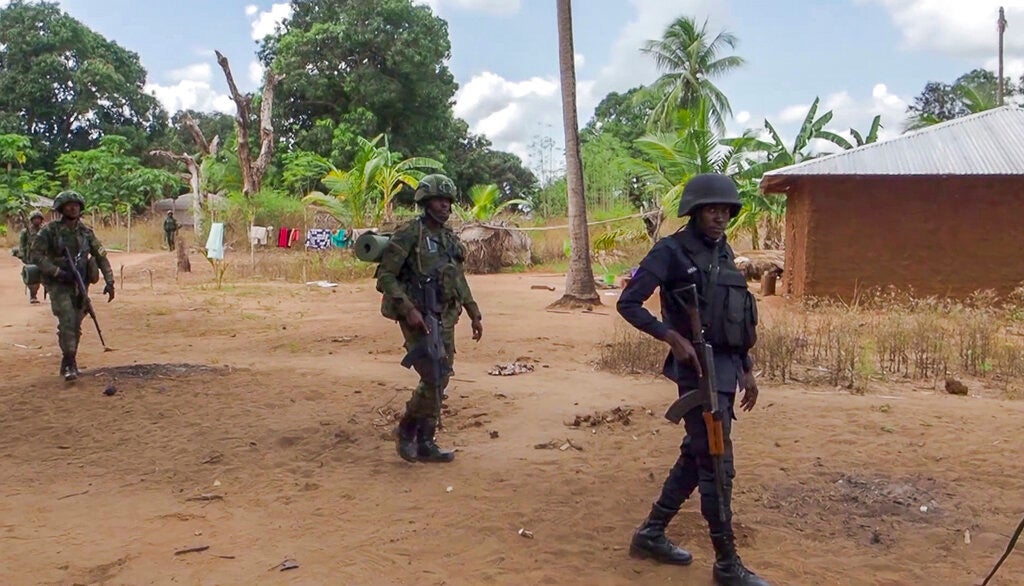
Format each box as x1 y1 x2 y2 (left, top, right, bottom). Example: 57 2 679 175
53 190 86 214
677 173 742 218
29 210 44 221
413 174 457 204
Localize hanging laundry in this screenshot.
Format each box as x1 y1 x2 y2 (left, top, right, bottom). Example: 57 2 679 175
250 225 270 246
206 222 225 260
277 226 290 248
288 228 300 247
331 229 350 248
305 228 334 250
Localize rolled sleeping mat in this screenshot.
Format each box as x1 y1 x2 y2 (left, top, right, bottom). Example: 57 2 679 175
354 232 391 263
22 264 41 286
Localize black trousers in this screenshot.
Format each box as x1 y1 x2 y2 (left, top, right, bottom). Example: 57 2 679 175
654 390 736 535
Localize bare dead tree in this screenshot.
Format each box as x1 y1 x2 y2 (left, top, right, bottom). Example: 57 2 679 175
214 50 284 196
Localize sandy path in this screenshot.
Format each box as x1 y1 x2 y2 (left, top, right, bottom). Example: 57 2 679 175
1 251 1022 585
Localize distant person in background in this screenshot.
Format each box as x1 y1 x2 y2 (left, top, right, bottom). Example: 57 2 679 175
163 210 180 251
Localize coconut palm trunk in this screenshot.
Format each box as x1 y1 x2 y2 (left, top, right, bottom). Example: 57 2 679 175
552 0 600 308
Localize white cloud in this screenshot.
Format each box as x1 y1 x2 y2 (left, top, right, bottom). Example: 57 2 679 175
146 61 234 115
453 72 561 162
248 60 265 85
146 79 235 115
167 63 212 84
735 110 751 124
249 3 292 40
862 0 1024 58
244 4 259 17
574 53 585 68
413 0 521 15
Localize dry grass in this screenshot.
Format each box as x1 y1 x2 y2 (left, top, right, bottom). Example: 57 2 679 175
597 285 1024 398
595 321 666 375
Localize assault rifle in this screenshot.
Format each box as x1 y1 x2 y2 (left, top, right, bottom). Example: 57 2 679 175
400 275 451 425
664 283 727 523
63 247 108 350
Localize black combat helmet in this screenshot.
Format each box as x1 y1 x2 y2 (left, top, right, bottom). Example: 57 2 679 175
676 173 742 218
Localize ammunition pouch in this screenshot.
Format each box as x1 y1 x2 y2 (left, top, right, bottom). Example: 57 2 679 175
706 268 757 351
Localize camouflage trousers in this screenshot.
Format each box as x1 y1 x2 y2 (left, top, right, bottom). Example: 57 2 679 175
48 284 86 356
26 282 40 300
165 231 175 251
399 321 456 420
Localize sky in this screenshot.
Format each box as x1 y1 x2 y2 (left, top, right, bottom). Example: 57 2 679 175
40 0 1024 175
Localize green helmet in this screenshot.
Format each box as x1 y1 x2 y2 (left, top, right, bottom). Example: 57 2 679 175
53 190 86 214
677 174 742 218
29 210 44 221
413 174 457 204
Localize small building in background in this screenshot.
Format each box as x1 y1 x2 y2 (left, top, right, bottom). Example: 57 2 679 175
759 105 1024 300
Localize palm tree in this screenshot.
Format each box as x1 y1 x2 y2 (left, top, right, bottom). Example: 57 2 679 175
631 100 760 217
641 16 745 133
553 0 600 308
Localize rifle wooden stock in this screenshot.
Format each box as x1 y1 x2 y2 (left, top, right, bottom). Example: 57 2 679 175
669 283 728 523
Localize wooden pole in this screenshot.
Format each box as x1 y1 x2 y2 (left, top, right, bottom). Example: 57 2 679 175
998 7 1007 106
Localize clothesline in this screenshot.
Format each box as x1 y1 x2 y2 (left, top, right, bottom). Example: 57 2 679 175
496 211 653 232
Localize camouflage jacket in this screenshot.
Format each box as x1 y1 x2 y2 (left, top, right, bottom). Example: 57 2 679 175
17 225 41 261
30 220 114 286
163 215 179 233
375 217 481 324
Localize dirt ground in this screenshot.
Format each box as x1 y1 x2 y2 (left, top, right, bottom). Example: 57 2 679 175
1 249 1023 586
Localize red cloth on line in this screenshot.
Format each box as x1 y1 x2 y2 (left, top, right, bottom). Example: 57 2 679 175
288 228 300 246
277 227 290 247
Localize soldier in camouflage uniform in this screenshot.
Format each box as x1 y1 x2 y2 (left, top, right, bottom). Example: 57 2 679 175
375 174 483 463
163 210 179 251
30 191 115 381
17 210 45 304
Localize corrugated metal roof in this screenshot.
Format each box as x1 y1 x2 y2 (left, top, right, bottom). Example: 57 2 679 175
761 106 1024 181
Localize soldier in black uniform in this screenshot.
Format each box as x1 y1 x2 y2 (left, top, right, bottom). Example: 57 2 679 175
616 174 769 586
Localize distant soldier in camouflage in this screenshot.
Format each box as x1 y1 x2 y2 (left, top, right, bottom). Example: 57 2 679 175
16 210 45 304
163 210 180 251
30 191 115 381
375 174 483 463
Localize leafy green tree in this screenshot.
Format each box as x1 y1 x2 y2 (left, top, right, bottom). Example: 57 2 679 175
906 68 1015 130
582 87 657 154
0 1 167 164
260 0 461 167
281 150 332 196
55 135 182 220
641 16 744 133
0 133 57 220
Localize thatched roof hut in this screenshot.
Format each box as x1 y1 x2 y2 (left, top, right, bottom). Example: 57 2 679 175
457 221 532 274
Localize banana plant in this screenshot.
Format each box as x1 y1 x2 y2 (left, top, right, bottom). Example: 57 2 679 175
302 134 442 228
454 183 530 222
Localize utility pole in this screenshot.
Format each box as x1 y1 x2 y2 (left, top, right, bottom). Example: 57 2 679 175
998 6 1008 106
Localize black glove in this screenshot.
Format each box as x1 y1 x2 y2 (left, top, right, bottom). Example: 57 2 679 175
55 268 75 283
103 281 115 302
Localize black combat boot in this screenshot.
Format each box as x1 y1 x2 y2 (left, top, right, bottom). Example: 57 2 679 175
711 532 770 586
629 503 694 565
416 418 455 463
61 353 78 381
393 416 419 463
